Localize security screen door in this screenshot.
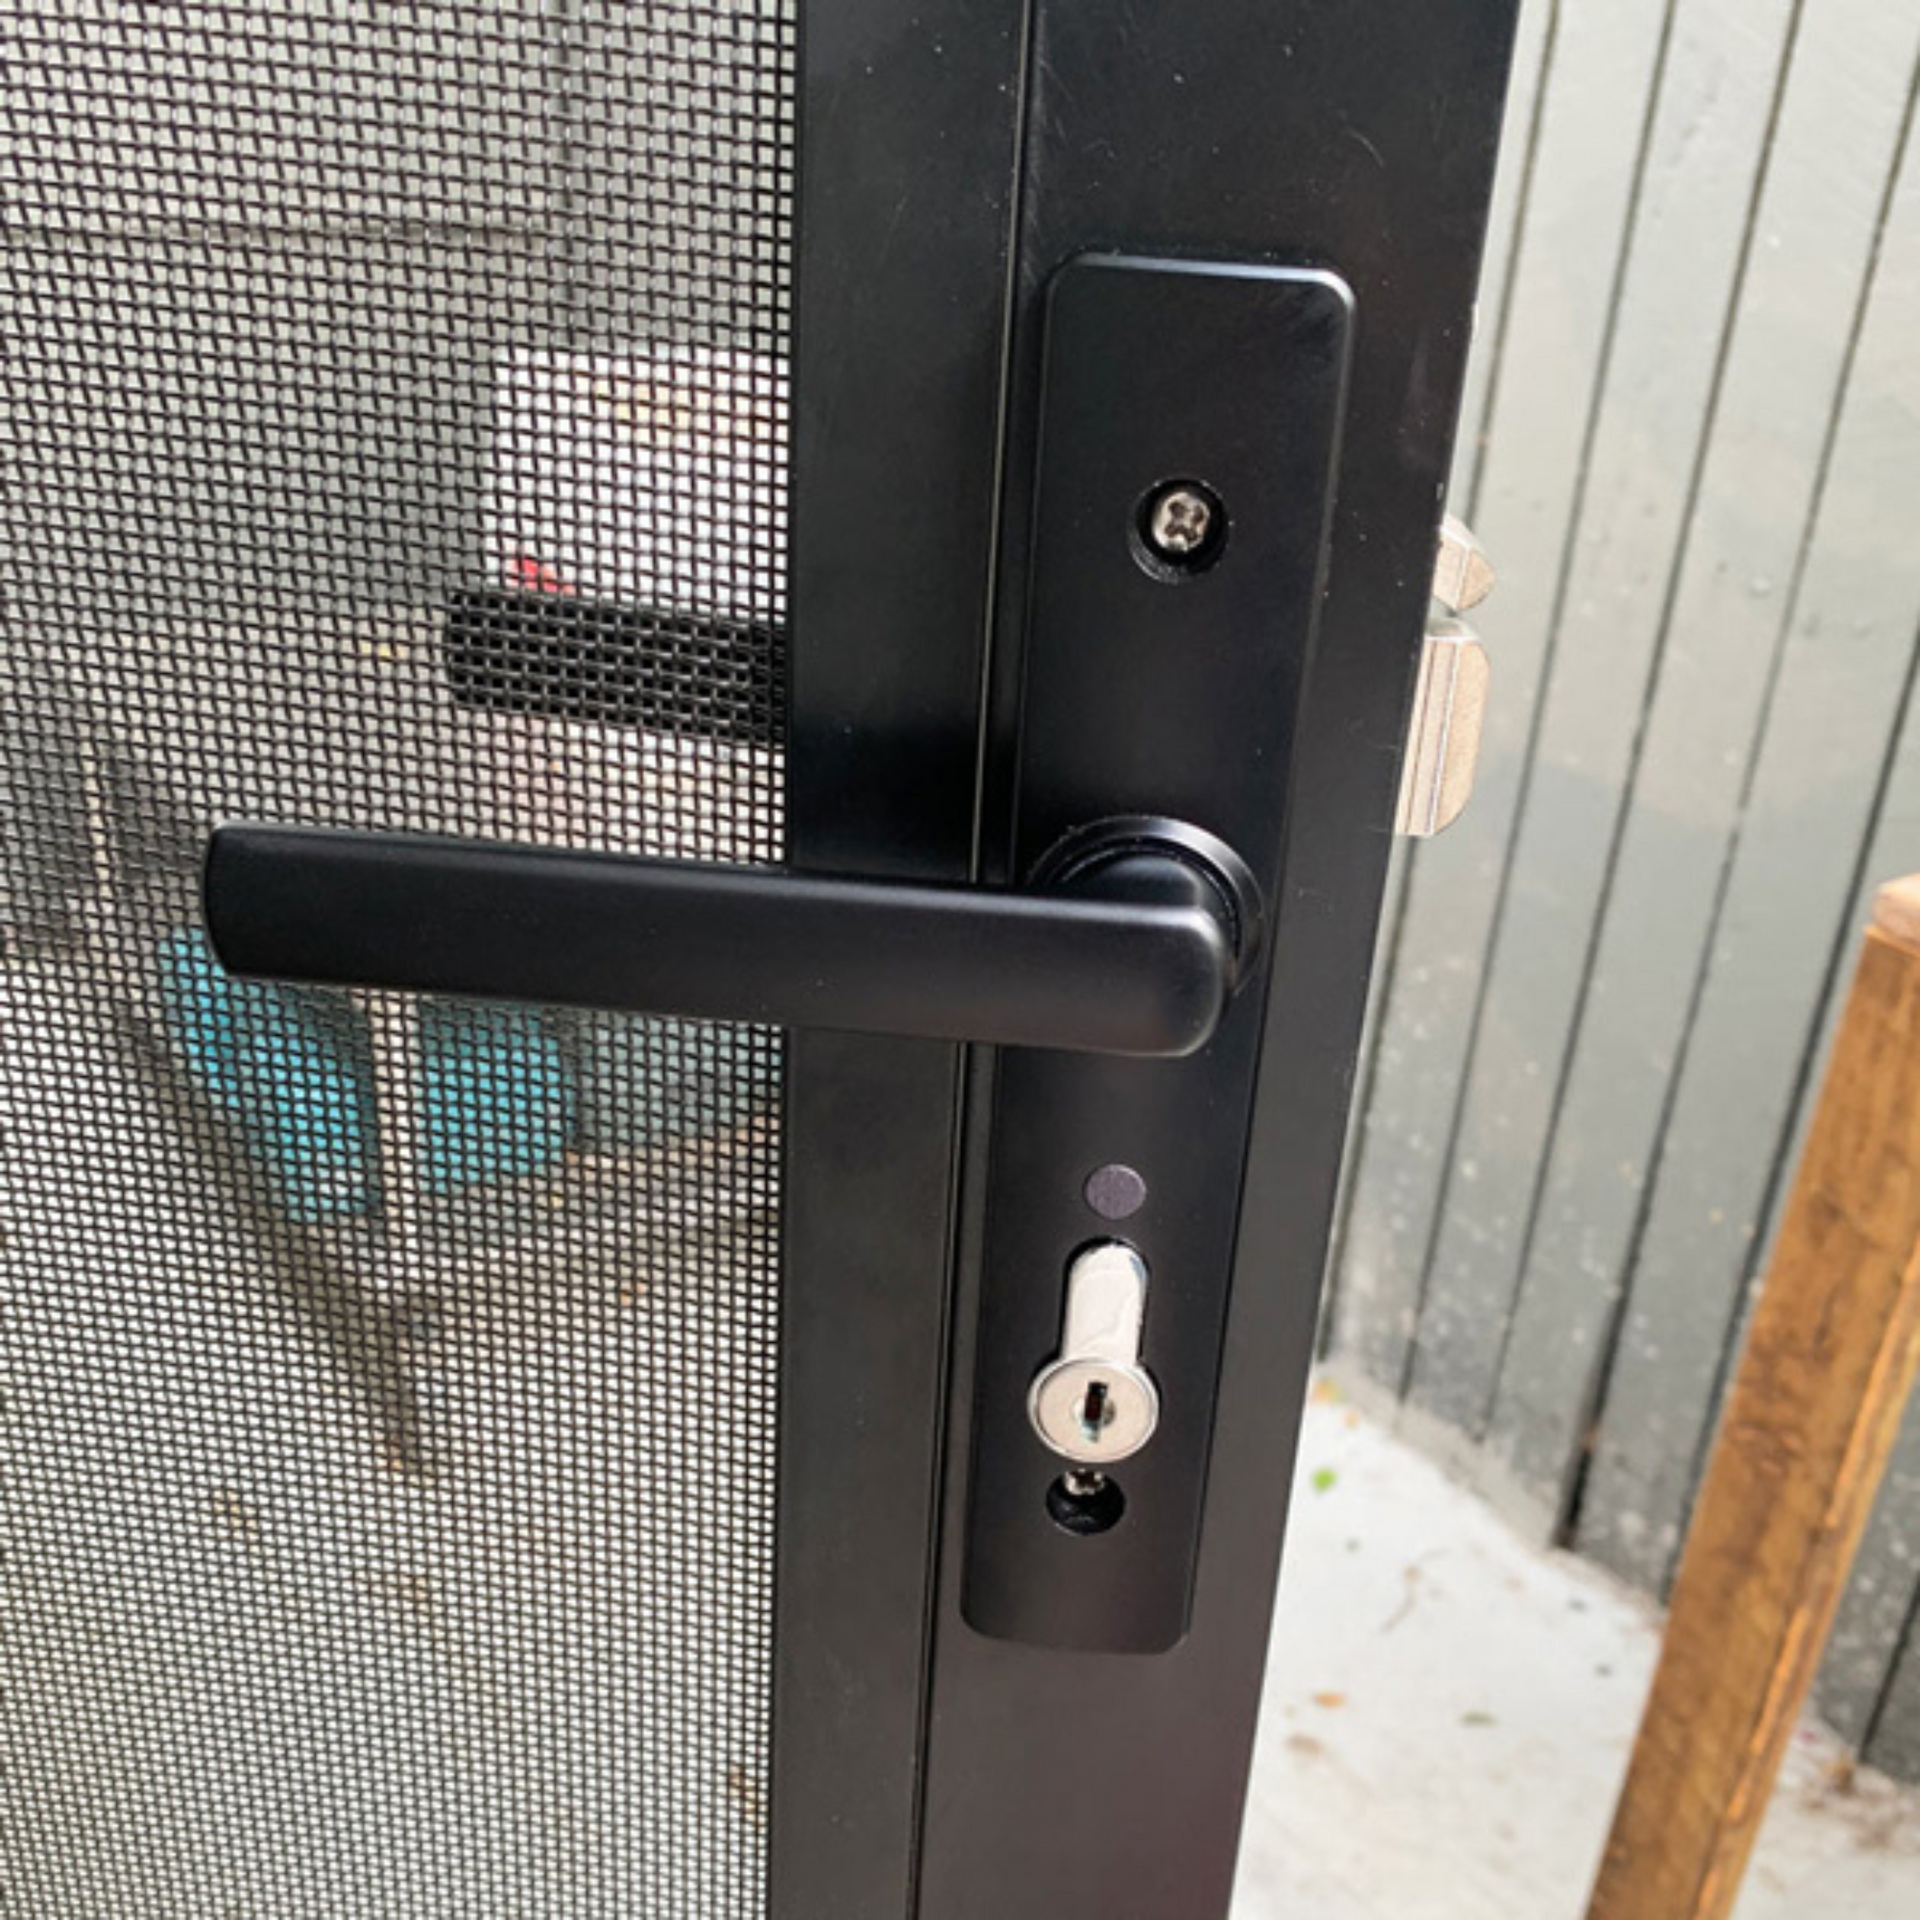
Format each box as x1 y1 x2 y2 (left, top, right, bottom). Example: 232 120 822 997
0 5 1517 1917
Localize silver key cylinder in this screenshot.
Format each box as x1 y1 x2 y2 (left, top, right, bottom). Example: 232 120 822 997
1027 1241 1160 1465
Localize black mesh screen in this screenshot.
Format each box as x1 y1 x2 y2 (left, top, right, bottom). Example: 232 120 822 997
1 6 793 1912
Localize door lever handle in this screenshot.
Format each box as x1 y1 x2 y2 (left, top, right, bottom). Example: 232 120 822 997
202 817 1260 1059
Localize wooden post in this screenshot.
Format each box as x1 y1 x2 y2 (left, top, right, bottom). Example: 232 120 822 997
1586 877 1920 1920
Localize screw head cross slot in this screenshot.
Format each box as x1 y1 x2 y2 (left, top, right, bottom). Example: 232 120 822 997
1137 479 1226 574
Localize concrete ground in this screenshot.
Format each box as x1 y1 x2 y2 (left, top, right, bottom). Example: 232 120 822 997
1234 1378 1920 1920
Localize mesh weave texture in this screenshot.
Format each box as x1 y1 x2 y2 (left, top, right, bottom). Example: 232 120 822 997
2 6 794 1913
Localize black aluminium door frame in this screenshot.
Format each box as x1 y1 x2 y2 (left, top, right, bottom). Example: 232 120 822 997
773 5 1523 1918
771 5 1031 1915
920 0 1520 1904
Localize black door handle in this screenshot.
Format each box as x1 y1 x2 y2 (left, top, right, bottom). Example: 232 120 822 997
202 818 1261 1059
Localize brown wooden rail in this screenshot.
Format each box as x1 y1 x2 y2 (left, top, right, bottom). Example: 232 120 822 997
1587 876 1920 1920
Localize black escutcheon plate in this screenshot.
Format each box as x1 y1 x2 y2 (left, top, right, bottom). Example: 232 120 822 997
962 254 1353 1651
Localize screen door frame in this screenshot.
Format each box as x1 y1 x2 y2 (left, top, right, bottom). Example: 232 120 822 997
771 2 1521 1916
769 2 1031 1914
2 1 1518 1901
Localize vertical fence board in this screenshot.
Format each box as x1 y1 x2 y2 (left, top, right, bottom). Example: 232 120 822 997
1561 98 1920 1593
1334 0 1920 1779
1869 1642 1920 1781
1450 0 1559 515
1486 2 1920 1530
1336 0 1920 1781
1403 0 1801 1451
1329 0 1676 1392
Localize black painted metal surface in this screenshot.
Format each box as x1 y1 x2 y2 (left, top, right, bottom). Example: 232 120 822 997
919 3 1524 1914
961 255 1351 1651
770 6 1029 1915
204 821 1246 1059
5 2 1522 1913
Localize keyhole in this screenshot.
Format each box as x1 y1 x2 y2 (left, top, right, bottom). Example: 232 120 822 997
1077 1379 1114 1445
1047 1470 1126 1537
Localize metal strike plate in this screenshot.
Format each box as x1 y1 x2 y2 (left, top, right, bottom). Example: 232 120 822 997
1394 616 1489 837
1431 513 1495 614
961 254 1352 1652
